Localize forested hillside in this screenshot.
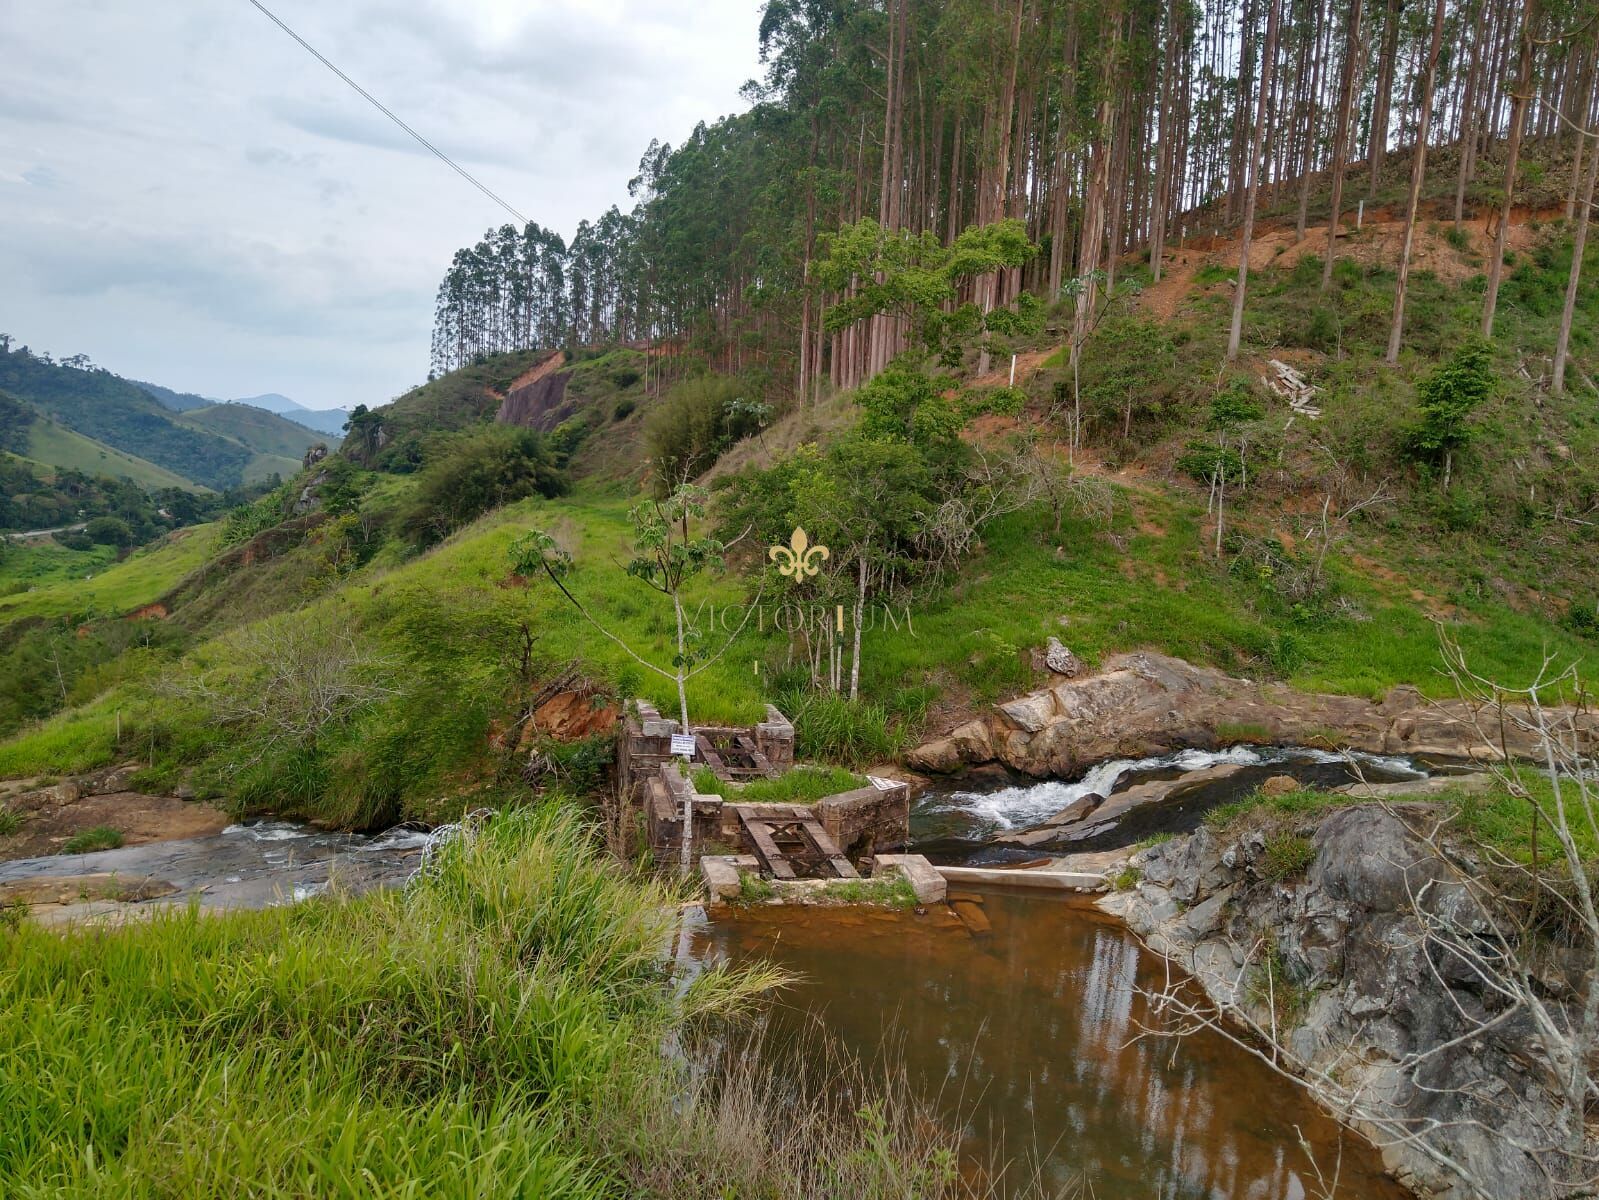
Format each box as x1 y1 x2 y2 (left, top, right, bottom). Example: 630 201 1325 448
0 340 324 489
431 0 1599 398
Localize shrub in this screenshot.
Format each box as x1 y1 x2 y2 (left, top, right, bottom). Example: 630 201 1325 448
644 375 767 486
1404 337 1495 483
399 425 567 547
612 396 636 421
0 805 21 836
84 516 133 547
1177 440 1246 484
1302 305 1341 352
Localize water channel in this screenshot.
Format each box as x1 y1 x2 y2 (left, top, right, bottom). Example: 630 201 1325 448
687 890 1408 1199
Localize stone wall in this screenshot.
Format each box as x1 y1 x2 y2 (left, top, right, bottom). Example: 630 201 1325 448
816 783 910 857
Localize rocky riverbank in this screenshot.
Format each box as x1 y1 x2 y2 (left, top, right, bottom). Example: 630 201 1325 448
908 651 1591 777
1099 804 1589 1199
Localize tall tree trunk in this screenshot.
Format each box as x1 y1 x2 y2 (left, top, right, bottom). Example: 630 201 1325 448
1322 0 1365 291
1387 0 1447 363
1367 0 1401 198
1483 0 1540 338
1453 0 1488 231
1230 0 1284 361
1554 124 1599 393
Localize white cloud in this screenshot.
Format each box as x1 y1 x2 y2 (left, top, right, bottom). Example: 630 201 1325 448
0 0 760 409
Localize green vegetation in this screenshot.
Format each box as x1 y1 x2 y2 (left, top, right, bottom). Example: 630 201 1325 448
177 402 322 461
690 763 868 805
814 874 919 908
59 825 123 854
21 415 198 492
0 524 220 622
0 453 253 539
735 870 777 904
1110 865 1143 891
0 345 253 489
1259 832 1317 881
644 374 769 485
401 425 567 547
0 803 979 1198
0 804 21 836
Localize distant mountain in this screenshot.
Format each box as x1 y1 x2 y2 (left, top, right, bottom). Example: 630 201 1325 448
235 392 302 414
133 379 215 412
233 393 350 437
0 346 340 490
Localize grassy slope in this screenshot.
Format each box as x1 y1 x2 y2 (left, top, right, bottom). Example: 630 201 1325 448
3 214 1594 796
0 524 221 623
20 420 198 492
240 451 302 484
0 539 121 597
177 403 323 459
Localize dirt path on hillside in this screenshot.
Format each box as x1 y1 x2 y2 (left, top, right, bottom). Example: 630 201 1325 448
1139 205 1558 323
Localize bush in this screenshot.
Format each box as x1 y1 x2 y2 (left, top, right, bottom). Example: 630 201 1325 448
399 425 567 547
1177 440 1246 484
772 689 904 767
1404 337 1496 480
84 516 134 547
644 375 767 486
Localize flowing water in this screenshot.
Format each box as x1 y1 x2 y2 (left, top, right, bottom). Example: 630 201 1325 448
912 745 1429 862
0 820 433 910
688 891 1410 1199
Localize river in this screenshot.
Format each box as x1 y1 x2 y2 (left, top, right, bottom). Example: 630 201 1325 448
687 890 1409 1199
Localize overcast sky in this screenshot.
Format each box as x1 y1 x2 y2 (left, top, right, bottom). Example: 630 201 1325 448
0 0 761 411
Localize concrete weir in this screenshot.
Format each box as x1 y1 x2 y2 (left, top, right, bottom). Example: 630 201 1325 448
936 864 1106 892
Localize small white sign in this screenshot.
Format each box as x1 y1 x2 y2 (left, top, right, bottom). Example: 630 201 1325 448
670 734 697 757
867 775 899 791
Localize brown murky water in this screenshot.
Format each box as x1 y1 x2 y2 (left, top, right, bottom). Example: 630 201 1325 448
689 892 1409 1200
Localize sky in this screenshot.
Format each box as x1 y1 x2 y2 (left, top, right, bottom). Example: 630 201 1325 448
0 0 761 411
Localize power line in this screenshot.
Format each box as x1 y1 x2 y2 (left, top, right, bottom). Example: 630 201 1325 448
244 0 530 226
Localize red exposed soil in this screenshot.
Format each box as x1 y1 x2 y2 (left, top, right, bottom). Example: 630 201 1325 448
496 350 576 431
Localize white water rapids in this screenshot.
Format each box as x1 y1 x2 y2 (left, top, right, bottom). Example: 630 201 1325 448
915 744 1429 840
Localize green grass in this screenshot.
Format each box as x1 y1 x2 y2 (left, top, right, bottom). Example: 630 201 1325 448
692 764 868 805
22 419 200 492
60 825 123 854
736 871 777 904
1259 832 1316 881
0 803 976 1199
0 804 21 836
0 538 119 596
0 524 221 623
814 874 918 908
1204 774 1599 876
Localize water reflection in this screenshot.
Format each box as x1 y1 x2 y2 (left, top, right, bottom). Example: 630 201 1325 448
691 892 1408 1199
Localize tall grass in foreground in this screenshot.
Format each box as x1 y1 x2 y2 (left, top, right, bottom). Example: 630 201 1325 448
0 804 1015 1198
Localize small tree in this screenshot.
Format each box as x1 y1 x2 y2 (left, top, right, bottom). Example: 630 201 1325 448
1406 339 1495 489
510 486 760 869
814 217 1038 366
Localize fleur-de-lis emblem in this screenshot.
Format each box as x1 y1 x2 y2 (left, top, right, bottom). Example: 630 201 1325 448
769 527 829 582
